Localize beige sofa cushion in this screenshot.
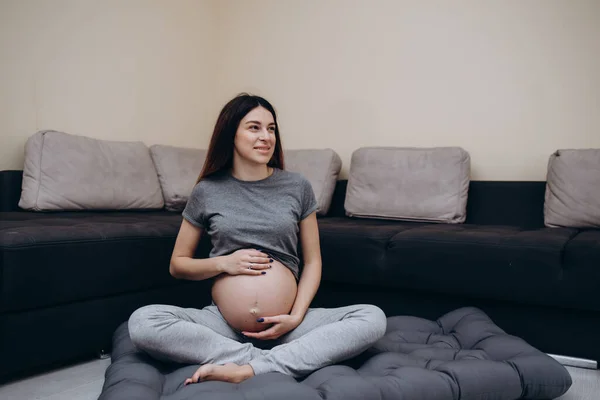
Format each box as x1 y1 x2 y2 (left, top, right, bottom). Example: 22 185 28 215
344 147 470 223
150 144 207 212
544 149 600 228
285 148 342 216
19 130 164 211
149 146 341 214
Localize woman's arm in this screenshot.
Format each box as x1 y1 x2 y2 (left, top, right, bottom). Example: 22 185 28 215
290 212 322 320
169 219 224 281
170 219 272 280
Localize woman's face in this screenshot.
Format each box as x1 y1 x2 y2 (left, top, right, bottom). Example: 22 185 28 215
233 106 277 167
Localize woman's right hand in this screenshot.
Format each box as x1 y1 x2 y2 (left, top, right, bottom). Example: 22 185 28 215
220 249 272 275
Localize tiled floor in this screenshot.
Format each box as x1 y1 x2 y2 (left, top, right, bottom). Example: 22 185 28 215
0 358 109 400
558 366 600 400
0 357 598 399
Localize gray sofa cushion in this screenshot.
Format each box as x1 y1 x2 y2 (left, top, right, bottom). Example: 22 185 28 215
544 149 600 228
285 149 342 216
345 147 470 223
150 145 207 212
99 307 571 400
19 131 164 211
149 146 342 215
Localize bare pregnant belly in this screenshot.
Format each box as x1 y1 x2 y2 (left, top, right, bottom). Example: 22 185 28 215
211 258 298 333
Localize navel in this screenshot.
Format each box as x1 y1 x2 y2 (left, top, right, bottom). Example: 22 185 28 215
249 295 260 316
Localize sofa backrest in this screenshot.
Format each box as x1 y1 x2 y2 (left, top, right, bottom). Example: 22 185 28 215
0 170 24 212
324 179 546 229
464 181 546 229
0 170 546 229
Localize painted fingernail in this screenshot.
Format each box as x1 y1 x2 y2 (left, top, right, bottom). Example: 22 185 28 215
257 318 264 322
261 271 266 274
269 258 274 262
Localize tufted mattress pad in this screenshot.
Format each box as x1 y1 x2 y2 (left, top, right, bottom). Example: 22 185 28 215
99 307 572 400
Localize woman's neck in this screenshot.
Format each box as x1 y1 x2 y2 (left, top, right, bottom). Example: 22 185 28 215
231 160 273 182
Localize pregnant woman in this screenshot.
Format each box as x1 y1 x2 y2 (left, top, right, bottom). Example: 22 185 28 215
128 93 387 385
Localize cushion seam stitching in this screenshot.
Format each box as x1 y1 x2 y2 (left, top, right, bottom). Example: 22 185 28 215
35 131 47 210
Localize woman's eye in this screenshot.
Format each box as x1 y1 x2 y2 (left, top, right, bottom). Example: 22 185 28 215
268 127 276 133
250 125 259 130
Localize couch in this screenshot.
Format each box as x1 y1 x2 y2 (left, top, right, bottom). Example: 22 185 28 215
1 138 599 383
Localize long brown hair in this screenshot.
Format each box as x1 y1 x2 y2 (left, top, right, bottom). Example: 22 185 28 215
197 93 285 183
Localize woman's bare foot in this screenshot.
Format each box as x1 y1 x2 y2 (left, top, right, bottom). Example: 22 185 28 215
184 363 255 385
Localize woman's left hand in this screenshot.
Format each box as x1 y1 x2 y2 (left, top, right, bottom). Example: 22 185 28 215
242 314 302 340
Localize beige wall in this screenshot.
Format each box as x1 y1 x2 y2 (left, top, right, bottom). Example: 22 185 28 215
213 0 600 180
0 0 219 171
2 1 599 181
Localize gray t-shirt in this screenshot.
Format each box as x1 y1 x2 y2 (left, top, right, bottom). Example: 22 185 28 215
181 168 318 279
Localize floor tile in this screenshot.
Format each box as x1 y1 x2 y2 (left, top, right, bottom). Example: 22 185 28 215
43 379 105 400
556 366 600 400
0 358 110 400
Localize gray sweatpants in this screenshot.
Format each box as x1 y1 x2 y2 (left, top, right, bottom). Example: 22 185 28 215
128 303 387 378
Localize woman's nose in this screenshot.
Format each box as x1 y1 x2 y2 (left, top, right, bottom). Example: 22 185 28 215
258 129 269 139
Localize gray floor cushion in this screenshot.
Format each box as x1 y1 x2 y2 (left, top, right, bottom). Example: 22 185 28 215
99 307 572 400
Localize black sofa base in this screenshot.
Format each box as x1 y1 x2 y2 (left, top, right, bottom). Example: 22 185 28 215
2 277 597 383
0 280 213 382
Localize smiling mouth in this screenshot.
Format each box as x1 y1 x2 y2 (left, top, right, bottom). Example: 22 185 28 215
254 147 271 151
